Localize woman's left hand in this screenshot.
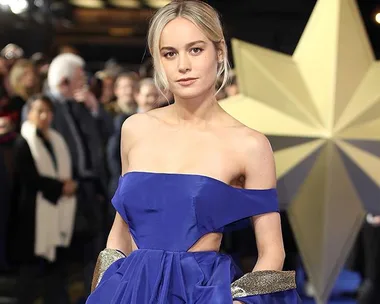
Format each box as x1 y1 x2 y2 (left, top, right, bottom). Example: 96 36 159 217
233 301 243 304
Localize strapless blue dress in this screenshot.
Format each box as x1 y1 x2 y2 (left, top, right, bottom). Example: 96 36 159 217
86 171 301 303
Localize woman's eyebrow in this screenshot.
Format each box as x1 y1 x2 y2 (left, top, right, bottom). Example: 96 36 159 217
160 40 206 51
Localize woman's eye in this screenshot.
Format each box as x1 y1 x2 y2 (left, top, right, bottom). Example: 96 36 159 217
164 51 176 58
190 47 203 55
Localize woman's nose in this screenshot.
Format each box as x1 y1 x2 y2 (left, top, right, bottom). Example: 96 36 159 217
178 54 191 73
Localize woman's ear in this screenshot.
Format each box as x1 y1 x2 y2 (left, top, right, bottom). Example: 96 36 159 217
217 40 226 63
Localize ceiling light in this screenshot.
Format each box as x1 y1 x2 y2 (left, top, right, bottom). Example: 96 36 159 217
375 12 380 24
9 0 29 14
109 27 134 36
109 0 141 9
145 0 170 9
70 0 105 9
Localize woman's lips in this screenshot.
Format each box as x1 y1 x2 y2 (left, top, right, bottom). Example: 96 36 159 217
177 78 198 86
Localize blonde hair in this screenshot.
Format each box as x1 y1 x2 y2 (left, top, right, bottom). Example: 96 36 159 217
9 59 38 99
147 0 230 95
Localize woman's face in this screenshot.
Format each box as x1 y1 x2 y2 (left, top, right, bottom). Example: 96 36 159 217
0 117 13 135
21 66 36 89
115 77 135 104
101 77 115 104
135 83 158 110
159 17 222 100
28 99 53 131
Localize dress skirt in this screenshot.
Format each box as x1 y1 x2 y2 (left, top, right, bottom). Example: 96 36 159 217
86 249 301 303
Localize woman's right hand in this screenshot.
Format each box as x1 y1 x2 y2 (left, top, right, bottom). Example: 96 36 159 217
62 180 78 196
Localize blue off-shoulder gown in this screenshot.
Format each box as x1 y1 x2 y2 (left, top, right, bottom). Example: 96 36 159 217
86 171 301 303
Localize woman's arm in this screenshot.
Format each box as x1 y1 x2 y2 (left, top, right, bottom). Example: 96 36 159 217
232 132 297 302
244 133 285 271
105 115 139 254
106 212 132 255
91 115 141 291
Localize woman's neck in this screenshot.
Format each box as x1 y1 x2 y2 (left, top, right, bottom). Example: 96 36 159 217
171 89 221 125
37 127 50 139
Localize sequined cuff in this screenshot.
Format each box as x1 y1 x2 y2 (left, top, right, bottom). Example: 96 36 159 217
231 270 296 298
91 248 126 292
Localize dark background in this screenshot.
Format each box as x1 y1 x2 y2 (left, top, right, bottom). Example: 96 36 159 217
1 0 380 69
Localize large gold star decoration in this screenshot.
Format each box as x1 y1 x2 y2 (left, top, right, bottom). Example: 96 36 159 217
220 0 380 302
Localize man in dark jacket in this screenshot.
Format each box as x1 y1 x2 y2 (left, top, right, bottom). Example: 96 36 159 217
42 53 109 295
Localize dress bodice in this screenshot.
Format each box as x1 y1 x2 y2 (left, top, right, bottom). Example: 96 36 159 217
112 171 279 252
87 172 301 304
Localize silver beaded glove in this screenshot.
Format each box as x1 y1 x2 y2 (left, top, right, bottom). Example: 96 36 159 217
91 248 126 292
231 270 296 298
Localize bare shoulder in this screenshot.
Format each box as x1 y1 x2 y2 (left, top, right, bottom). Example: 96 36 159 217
120 113 152 152
231 124 276 188
240 126 273 157
144 105 175 124
227 119 273 157
121 107 172 144
122 112 151 133
121 111 160 136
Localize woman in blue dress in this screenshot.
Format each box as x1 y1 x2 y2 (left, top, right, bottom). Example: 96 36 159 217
87 1 301 303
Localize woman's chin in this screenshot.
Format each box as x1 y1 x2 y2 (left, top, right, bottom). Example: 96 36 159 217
173 88 212 100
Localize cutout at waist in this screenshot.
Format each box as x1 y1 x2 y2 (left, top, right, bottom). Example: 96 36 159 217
130 232 223 253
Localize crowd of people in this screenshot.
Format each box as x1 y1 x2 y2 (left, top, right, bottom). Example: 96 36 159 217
0 43 239 303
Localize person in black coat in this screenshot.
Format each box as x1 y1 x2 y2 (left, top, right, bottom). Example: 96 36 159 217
39 53 109 295
9 95 77 304
0 87 19 271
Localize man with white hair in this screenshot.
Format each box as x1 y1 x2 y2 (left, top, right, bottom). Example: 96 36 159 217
44 53 108 296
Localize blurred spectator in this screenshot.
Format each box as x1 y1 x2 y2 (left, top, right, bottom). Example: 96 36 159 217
0 56 7 79
106 72 138 201
157 89 174 108
215 77 227 101
95 70 115 105
45 53 108 294
135 77 159 113
110 72 138 116
0 44 24 97
1 44 24 67
0 84 9 112
225 70 239 97
9 95 76 304
9 59 39 130
31 52 50 76
0 92 18 271
31 52 51 92
350 216 380 304
104 58 124 78
59 45 80 55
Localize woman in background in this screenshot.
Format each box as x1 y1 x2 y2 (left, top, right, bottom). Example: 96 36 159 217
8 59 39 131
9 95 77 304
